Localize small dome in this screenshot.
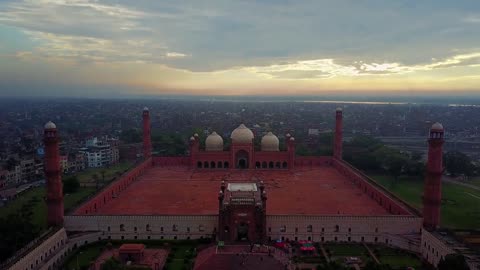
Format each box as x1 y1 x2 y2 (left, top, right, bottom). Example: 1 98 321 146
194 133 199 137
336 107 343 112
231 124 254 144
261 132 279 151
44 121 56 129
190 136 195 141
143 106 149 111
206 131 224 151
431 122 444 131
286 133 291 138
290 137 295 141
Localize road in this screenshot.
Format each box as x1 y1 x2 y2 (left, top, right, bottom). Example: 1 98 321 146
442 176 480 192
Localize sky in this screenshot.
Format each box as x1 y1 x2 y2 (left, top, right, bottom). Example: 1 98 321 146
0 0 480 97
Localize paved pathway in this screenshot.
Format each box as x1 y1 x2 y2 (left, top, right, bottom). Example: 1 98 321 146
363 243 380 264
319 244 330 263
442 177 480 191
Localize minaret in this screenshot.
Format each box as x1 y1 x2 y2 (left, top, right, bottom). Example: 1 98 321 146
218 189 225 240
43 121 64 227
143 107 152 159
287 136 296 170
259 181 267 242
189 134 200 167
334 107 343 159
423 122 445 230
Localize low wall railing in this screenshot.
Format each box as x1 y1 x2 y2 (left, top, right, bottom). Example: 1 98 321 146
335 159 422 216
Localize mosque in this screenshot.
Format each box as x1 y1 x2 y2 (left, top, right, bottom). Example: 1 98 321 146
6 107 470 270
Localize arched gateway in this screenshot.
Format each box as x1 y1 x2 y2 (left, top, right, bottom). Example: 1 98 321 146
218 181 267 242
235 150 249 169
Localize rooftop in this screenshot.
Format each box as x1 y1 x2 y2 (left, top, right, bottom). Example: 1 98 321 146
82 165 395 216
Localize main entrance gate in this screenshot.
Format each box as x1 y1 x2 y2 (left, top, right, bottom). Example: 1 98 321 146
218 182 267 243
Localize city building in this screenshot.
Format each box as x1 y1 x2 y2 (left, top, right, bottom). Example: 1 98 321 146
59 155 68 173
0 170 6 188
118 142 143 161
67 153 85 173
2 158 43 186
80 137 119 168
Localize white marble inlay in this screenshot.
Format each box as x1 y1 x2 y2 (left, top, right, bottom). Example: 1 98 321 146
227 183 258 192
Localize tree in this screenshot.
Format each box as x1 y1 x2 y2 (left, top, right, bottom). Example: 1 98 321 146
438 254 470 270
383 154 408 182
296 144 313 156
343 135 384 171
92 173 99 190
152 133 187 156
101 257 124 270
363 261 393 270
444 151 475 177
101 170 106 185
63 176 80 193
120 129 142 144
410 152 422 162
404 160 425 177
0 203 41 262
316 261 347 270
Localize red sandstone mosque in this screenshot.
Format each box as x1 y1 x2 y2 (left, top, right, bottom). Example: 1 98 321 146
8 107 471 270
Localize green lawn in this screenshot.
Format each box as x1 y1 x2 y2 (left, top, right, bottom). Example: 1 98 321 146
325 243 367 256
63 240 203 270
64 187 96 212
379 255 423 269
65 242 104 270
304 243 426 269
73 162 133 185
369 173 480 230
0 162 134 226
0 186 96 229
0 187 47 230
325 243 370 263
373 246 423 269
468 177 480 188
370 174 424 208
164 244 197 270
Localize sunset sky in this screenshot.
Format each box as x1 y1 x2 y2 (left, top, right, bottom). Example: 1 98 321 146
1 0 480 97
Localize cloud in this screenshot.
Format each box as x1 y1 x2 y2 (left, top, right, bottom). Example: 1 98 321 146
2 0 480 73
463 15 480 23
237 52 480 79
166 52 188 58
0 0 148 37
422 52 480 69
1 0 480 96
21 31 169 63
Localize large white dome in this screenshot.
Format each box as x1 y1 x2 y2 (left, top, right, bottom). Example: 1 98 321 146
261 132 279 151
44 121 56 129
205 131 224 151
230 124 254 144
